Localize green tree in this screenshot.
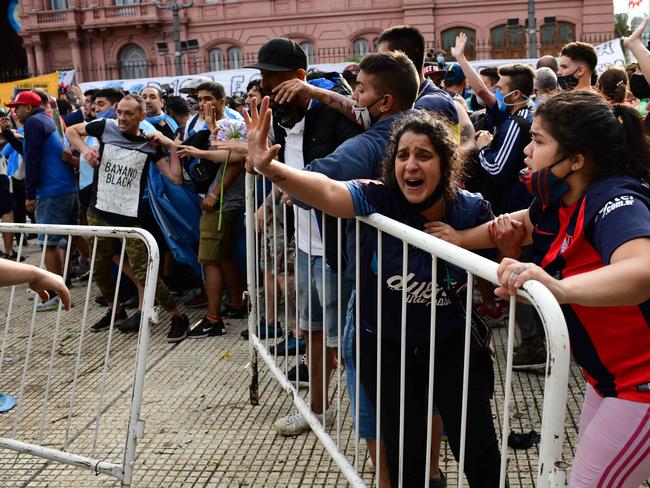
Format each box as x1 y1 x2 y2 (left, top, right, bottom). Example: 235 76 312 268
615 13 632 38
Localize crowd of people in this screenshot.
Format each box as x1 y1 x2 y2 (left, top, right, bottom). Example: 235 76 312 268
0 17 649 488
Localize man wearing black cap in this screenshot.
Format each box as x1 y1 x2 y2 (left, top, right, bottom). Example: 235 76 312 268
245 37 363 436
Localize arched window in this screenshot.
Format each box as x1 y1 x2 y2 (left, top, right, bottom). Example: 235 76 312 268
490 23 526 59
208 48 224 71
119 44 148 79
353 38 370 58
541 21 576 56
441 27 476 60
227 47 242 70
300 42 314 65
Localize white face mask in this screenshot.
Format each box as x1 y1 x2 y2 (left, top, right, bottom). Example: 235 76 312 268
351 95 384 130
351 103 373 129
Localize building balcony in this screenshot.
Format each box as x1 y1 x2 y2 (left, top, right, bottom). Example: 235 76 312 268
23 8 84 32
84 2 163 29
25 3 163 33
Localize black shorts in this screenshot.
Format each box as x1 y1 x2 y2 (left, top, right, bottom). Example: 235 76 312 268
0 175 15 216
79 185 93 210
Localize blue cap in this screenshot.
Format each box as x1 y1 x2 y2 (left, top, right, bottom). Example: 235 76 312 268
444 63 466 86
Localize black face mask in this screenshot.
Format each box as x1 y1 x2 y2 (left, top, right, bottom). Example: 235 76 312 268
273 105 306 128
396 178 447 212
557 69 580 91
630 74 650 100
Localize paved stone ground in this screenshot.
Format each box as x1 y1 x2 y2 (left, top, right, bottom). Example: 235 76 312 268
0 242 648 487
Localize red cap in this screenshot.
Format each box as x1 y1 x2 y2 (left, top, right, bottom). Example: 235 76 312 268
6 91 42 108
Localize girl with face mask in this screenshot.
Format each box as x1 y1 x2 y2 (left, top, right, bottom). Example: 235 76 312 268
434 90 650 488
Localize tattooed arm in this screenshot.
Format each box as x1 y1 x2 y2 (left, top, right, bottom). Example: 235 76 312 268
272 79 356 121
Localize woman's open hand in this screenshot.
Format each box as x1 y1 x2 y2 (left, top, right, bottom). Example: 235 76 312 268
243 96 281 174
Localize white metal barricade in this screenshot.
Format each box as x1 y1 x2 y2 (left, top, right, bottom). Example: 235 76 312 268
0 223 158 486
245 173 572 487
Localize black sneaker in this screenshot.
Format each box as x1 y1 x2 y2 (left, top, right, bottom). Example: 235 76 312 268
167 314 190 343
512 342 547 371
91 308 127 333
430 470 447 488
187 317 225 339
121 296 138 309
3 250 25 262
287 354 309 387
95 295 108 307
222 303 246 319
116 311 142 333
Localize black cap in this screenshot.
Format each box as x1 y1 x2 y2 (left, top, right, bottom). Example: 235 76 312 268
245 38 308 72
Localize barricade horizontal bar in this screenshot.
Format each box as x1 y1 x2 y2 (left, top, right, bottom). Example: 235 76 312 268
0 223 157 245
0 438 124 479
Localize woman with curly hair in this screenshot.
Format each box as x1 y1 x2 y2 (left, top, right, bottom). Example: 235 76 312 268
246 97 502 487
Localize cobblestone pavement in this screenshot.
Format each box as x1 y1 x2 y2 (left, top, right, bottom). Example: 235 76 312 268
0 242 648 487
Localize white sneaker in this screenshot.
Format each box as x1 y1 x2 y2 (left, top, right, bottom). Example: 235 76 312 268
273 408 335 436
36 295 61 312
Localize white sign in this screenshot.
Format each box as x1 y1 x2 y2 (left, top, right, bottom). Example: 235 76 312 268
77 40 625 96
594 38 626 74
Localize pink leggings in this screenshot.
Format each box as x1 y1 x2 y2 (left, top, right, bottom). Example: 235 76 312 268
570 383 650 488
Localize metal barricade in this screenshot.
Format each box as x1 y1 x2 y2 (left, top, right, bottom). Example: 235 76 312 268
245 173 572 487
0 223 158 486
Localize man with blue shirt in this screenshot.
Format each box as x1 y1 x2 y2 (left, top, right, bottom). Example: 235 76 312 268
2 91 78 311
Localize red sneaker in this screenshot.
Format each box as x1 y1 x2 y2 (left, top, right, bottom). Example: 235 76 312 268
478 300 509 326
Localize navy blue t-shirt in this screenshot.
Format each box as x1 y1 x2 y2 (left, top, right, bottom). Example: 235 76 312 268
529 176 650 402
344 180 493 346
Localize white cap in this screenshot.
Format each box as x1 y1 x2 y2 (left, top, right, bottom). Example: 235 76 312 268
178 76 213 93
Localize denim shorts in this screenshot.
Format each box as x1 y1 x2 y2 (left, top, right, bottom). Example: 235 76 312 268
296 249 352 348
343 289 377 439
35 193 79 246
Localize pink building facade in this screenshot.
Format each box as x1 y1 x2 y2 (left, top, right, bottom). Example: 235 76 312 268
19 0 614 82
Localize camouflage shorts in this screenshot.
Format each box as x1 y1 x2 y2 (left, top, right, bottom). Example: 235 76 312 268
264 220 295 275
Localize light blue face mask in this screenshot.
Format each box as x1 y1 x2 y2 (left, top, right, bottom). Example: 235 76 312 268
436 55 445 64
495 88 522 112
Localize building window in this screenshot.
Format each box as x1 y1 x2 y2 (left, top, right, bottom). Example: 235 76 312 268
300 42 314 65
209 48 225 71
490 23 526 59
115 0 140 4
119 44 148 79
51 0 68 9
353 38 370 58
227 47 242 69
442 27 476 60
540 21 575 56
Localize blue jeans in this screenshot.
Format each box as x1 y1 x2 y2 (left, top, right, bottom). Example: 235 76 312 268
35 193 79 246
343 289 377 439
296 249 352 348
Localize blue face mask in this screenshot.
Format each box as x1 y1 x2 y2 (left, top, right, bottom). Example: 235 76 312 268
518 158 572 206
495 88 521 112
436 55 445 64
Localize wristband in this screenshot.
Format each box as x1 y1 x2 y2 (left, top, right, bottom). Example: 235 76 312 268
207 192 217 199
